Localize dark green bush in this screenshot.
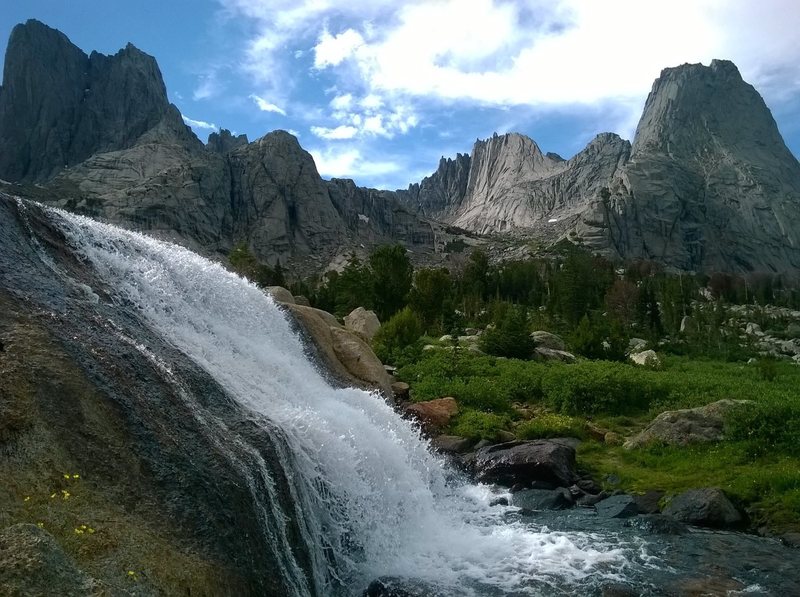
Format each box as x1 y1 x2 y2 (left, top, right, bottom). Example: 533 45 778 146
372 307 423 364
542 361 668 415
479 306 535 359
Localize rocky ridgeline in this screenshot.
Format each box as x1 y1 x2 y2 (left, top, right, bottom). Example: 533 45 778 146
2 20 799 275
399 62 800 273
0 21 445 276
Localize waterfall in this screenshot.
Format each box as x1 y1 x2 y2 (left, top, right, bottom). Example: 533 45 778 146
47 206 627 596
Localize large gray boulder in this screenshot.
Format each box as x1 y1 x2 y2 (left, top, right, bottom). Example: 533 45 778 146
624 399 750 449
662 488 743 528
344 307 381 341
531 331 566 351
472 440 578 488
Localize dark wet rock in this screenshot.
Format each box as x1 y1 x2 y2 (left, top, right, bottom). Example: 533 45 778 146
623 515 688 535
0 524 109 596
633 490 665 514
473 440 578 488
512 487 573 511
663 488 743 528
364 578 435 596
391 381 410 402
0 196 316 595
577 491 610 508
601 583 640 597
781 533 800 548
576 478 602 495
595 495 640 519
489 496 509 507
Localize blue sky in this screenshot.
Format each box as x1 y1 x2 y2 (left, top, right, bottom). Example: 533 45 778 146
2 0 799 190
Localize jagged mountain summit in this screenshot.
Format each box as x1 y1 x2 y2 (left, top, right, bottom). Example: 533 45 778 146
1 20 798 274
0 20 443 273
400 60 800 273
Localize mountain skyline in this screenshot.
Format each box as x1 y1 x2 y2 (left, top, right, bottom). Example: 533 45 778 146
2 0 799 190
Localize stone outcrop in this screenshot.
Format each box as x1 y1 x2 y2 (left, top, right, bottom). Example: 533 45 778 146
283 303 393 396
404 397 459 434
472 440 578 488
663 488 743 528
344 307 381 341
624 399 750 449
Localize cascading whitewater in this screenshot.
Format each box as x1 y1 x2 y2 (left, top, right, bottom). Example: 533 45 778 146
47 205 628 596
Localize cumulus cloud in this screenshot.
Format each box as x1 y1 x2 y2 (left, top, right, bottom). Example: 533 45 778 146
182 115 218 131
309 146 402 178
249 94 287 115
314 29 365 68
310 125 359 140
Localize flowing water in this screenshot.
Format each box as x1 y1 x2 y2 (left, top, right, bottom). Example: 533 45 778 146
39 205 800 596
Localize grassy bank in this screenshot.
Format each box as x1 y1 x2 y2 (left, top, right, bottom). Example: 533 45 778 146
397 351 800 532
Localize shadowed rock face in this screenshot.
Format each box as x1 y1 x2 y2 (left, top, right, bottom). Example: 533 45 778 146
0 20 198 182
0 21 440 275
0 194 318 595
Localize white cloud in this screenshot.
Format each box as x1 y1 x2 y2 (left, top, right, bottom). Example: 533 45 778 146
330 94 353 111
309 146 401 179
249 94 287 115
182 115 218 131
310 125 359 140
222 0 800 106
193 72 220 101
314 29 365 68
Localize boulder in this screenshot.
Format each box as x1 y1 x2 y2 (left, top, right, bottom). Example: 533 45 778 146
531 331 566 351
344 307 381 341
431 435 474 454
623 515 687 535
391 381 410 401
293 295 311 307
512 487 573 511
624 399 751 449
266 286 295 304
629 349 661 367
405 398 459 433
534 347 576 363
284 303 392 396
745 322 763 336
627 337 648 354
662 488 743 528
594 495 639 518
633 490 665 514
473 440 578 488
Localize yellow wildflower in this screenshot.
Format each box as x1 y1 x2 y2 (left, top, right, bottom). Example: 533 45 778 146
63 473 70 479
72 474 80 479
23 496 30 502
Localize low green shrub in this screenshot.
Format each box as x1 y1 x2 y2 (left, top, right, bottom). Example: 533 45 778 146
451 410 511 441
542 361 668 415
726 401 800 456
516 413 585 439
